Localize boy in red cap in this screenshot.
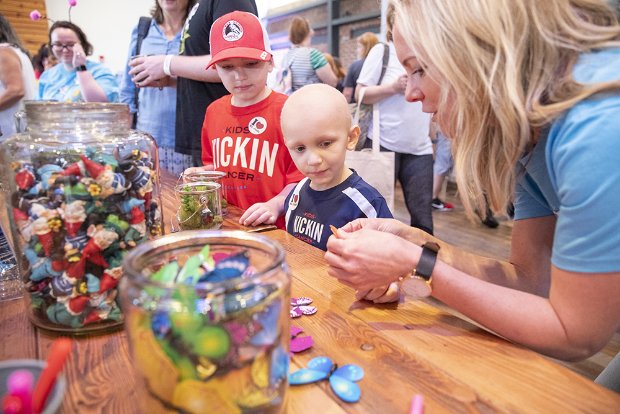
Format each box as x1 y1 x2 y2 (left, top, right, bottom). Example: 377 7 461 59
184 11 303 229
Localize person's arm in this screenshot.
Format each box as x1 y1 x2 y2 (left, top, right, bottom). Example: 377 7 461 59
239 182 297 226
343 86 353 103
129 54 222 86
71 44 110 102
119 28 139 112
316 64 338 87
0 48 25 110
356 74 407 104
431 253 620 361
325 216 620 360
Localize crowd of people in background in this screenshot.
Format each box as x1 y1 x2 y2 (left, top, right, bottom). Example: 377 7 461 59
0 2 506 229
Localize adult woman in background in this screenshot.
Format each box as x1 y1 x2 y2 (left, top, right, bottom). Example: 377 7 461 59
342 32 378 103
38 21 117 102
120 0 196 175
283 16 337 92
326 0 620 363
0 14 35 138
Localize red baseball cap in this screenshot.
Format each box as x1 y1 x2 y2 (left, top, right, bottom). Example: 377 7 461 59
207 11 272 69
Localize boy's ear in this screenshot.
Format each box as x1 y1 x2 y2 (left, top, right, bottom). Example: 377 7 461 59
267 58 275 73
346 125 360 150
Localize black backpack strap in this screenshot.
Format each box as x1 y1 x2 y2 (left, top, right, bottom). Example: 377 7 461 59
377 43 390 85
133 17 152 127
135 16 152 57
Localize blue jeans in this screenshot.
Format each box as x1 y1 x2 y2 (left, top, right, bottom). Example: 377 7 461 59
365 139 434 234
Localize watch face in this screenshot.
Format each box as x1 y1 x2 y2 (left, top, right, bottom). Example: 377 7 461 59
406 277 432 298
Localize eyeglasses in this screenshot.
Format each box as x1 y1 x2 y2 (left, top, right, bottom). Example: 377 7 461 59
50 42 77 51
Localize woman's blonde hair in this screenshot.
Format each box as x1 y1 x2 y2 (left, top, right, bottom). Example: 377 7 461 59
388 0 620 217
289 16 311 45
358 32 379 59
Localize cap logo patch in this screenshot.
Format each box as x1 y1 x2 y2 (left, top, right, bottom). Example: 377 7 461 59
260 51 269 60
223 20 243 41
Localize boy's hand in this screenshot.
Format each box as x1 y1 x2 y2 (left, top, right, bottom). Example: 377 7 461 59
239 201 279 227
181 165 215 181
355 282 400 303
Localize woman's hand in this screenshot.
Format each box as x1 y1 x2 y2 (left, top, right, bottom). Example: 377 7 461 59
129 55 166 87
325 227 420 291
391 74 408 95
72 43 87 68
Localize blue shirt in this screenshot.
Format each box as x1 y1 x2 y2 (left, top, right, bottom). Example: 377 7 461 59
284 171 393 251
514 47 620 273
37 61 118 102
120 20 181 149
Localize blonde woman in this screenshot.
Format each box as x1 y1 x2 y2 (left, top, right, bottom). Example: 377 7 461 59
343 32 379 103
325 0 620 363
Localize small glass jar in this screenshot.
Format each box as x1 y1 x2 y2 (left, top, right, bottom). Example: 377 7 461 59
174 181 223 231
0 102 163 333
182 170 228 215
120 231 290 414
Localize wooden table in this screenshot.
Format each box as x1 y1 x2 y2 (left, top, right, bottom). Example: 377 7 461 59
1 172 619 413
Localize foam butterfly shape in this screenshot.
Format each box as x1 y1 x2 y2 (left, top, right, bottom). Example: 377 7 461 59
290 325 313 353
290 297 317 318
289 356 364 403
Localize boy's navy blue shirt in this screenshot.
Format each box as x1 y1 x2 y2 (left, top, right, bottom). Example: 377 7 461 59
284 171 393 251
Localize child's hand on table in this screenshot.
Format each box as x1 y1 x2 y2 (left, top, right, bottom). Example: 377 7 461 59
239 201 279 227
181 164 215 181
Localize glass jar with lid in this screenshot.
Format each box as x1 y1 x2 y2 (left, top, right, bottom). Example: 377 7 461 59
0 102 163 334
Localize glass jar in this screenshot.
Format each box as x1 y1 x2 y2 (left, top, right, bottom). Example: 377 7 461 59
174 181 223 231
182 170 228 215
0 102 163 333
120 231 290 414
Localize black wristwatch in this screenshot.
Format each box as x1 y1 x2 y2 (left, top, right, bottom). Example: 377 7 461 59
75 65 88 72
403 242 440 298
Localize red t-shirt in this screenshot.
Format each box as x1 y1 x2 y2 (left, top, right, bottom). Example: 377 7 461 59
201 91 304 228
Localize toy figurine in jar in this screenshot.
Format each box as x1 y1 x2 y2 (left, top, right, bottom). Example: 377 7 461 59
0 102 163 333
120 231 291 414
182 170 228 215
174 181 223 231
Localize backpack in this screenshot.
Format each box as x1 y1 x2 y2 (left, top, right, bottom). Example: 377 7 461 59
349 43 390 150
132 16 152 128
275 49 296 95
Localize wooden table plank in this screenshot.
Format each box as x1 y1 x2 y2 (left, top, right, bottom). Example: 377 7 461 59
268 230 620 413
0 298 37 360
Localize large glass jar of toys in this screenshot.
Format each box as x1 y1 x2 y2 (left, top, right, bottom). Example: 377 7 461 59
120 231 291 414
0 102 163 334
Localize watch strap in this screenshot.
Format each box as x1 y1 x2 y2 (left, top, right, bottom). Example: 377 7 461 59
75 65 88 72
415 242 440 280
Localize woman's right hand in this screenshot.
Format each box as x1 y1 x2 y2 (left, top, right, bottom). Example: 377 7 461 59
325 226 420 291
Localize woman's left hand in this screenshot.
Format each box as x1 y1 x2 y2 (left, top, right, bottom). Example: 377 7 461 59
129 55 166 87
325 228 419 291
72 43 87 68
